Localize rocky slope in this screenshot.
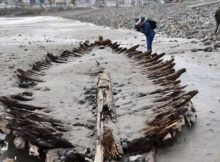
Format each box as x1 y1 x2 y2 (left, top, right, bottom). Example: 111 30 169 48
48 1 220 47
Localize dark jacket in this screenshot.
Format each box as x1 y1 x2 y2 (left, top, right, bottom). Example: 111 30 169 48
135 21 155 36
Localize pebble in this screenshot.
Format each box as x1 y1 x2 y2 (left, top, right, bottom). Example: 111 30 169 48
214 42 220 49
204 47 213 52
191 40 198 44
78 99 86 105
8 65 14 69
121 139 128 149
85 123 95 130
204 41 212 46
129 155 145 162
137 92 147 97
43 87 50 91
191 48 198 52
73 122 84 127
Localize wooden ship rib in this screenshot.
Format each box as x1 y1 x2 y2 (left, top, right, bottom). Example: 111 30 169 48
0 36 198 162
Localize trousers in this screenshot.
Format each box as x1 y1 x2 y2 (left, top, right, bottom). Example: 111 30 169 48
146 31 155 50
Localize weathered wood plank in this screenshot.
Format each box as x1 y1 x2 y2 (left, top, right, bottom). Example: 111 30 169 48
94 72 123 162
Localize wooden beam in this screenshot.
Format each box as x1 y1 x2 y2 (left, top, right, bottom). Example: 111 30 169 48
94 72 123 162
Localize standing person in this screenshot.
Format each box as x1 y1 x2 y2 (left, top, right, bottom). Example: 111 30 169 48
135 16 156 54
215 7 220 35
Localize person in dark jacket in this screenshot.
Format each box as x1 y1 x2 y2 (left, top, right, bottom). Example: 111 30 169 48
135 16 155 54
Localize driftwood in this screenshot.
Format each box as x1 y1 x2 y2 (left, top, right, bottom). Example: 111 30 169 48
126 45 140 53
60 50 81 58
111 42 120 49
94 72 123 162
0 96 44 111
95 36 112 46
47 53 66 63
10 94 33 101
16 69 43 82
127 50 142 57
0 94 73 151
118 48 127 53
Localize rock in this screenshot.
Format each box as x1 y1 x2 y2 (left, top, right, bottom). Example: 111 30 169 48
29 143 40 157
85 123 95 130
33 87 41 90
87 119 96 125
43 87 50 91
46 149 61 162
113 91 118 95
99 46 105 49
118 83 125 87
14 137 25 150
121 139 128 149
129 155 145 162
8 65 14 69
204 47 213 52
202 37 210 42
64 150 85 162
191 40 198 44
79 100 86 105
191 48 198 52
73 122 84 127
137 92 147 98
204 41 212 46
0 133 5 145
214 42 220 49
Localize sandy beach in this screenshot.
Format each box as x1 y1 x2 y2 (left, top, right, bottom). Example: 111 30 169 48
0 15 220 162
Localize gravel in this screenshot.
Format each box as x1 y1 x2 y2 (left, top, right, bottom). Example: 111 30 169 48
46 1 220 45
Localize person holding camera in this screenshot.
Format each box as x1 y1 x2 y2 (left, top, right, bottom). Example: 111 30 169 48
135 16 157 54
